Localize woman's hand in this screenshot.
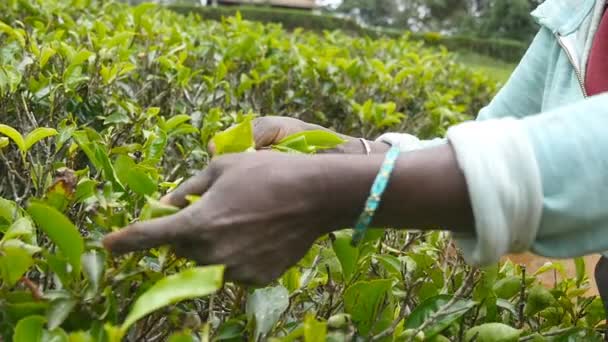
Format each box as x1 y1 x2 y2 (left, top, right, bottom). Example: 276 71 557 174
102 152 369 285
208 116 390 155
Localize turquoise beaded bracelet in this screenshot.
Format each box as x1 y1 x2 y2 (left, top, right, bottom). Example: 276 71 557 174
351 145 401 246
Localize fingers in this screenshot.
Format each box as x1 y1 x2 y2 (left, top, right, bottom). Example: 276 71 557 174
207 117 278 156
252 117 282 149
207 140 216 155
102 207 196 255
161 166 217 208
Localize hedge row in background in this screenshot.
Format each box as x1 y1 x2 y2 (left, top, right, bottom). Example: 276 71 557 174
168 4 529 63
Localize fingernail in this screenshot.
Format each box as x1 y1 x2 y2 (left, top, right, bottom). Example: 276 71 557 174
159 195 172 205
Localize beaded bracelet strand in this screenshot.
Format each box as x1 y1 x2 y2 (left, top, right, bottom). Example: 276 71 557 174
351 145 402 246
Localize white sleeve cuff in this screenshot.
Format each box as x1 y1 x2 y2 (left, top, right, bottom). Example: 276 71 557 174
446 118 543 266
375 133 423 151
375 133 447 152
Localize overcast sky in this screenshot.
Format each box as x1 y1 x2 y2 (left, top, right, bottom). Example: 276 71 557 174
318 0 342 7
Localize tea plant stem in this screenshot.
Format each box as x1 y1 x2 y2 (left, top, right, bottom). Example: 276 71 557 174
323 264 335 319
288 254 321 300
0 152 23 202
382 243 408 255
518 328 583 341
518 266 527 329
20 277 43 300
405 269 477 342
21 93 38 128
371 277 426 341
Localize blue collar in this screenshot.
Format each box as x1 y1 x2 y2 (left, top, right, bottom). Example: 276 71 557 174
531 0 596 35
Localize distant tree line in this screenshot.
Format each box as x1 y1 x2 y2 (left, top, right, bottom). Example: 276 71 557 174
330 0 545 42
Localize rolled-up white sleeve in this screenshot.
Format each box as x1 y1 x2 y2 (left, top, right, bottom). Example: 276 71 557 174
446 118 543 266
375 133 446 152
429 94 608 266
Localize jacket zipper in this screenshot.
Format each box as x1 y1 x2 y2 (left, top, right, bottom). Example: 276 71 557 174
555 33 589 98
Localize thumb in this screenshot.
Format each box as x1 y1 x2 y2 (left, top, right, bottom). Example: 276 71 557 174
252 117 282 149
207 140 216 156
102 207 196 255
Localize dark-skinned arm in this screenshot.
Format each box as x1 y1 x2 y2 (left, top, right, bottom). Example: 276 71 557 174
320 142 474 234
102 142 473 285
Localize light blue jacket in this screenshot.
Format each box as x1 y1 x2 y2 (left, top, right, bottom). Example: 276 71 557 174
378 0 608 266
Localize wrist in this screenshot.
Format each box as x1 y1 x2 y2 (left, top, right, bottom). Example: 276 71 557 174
329 138 392 154
312 154 385 232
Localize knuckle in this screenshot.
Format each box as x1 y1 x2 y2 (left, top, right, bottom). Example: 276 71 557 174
209 155 232 170
252 116 266 126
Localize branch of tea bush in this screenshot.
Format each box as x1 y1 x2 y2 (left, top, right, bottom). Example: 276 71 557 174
406 268 478 342
288 254 322 301
371 277 426 341
0 151 28 202
517 265 527 329
518 328 595 342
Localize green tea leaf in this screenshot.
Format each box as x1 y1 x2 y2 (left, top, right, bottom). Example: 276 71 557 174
144 130 167 164
246 285 290 340
0 197 19 227
493 276 521 299
464 323 521 342
47 297 78 330
139 197 180 220
574 257 586 287
534 261 567 278
0 20 25 47
24 127 58 152
327 313 351 329
114 155 157 196
168 331 196 342
27 202 84 275
40 47 57 68
216 319 246 341
273 135 311 154
103 112 131 125
13 315 46 342
405 295 476 338
69 49 94 67
304 314 327 342
94 144 124 191
2 217 34 242
0 124 25 152
185 195 201 205
82 250 105 295
211 116 255 155
525 286 557 316
45 252 72 287
280 266 301 294
44 327 69 342
2 238 41 255
374 254 402 279
162 114 192 132
275 130 345 153
0 65 22 94
331 230 359 282
68 331 94 342
344 279 392 336
75 179 97 203
0 245 34 286
121 266 224 334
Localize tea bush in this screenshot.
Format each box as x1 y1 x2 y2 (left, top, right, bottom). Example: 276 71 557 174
168 5 529 63
0 0 604 341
